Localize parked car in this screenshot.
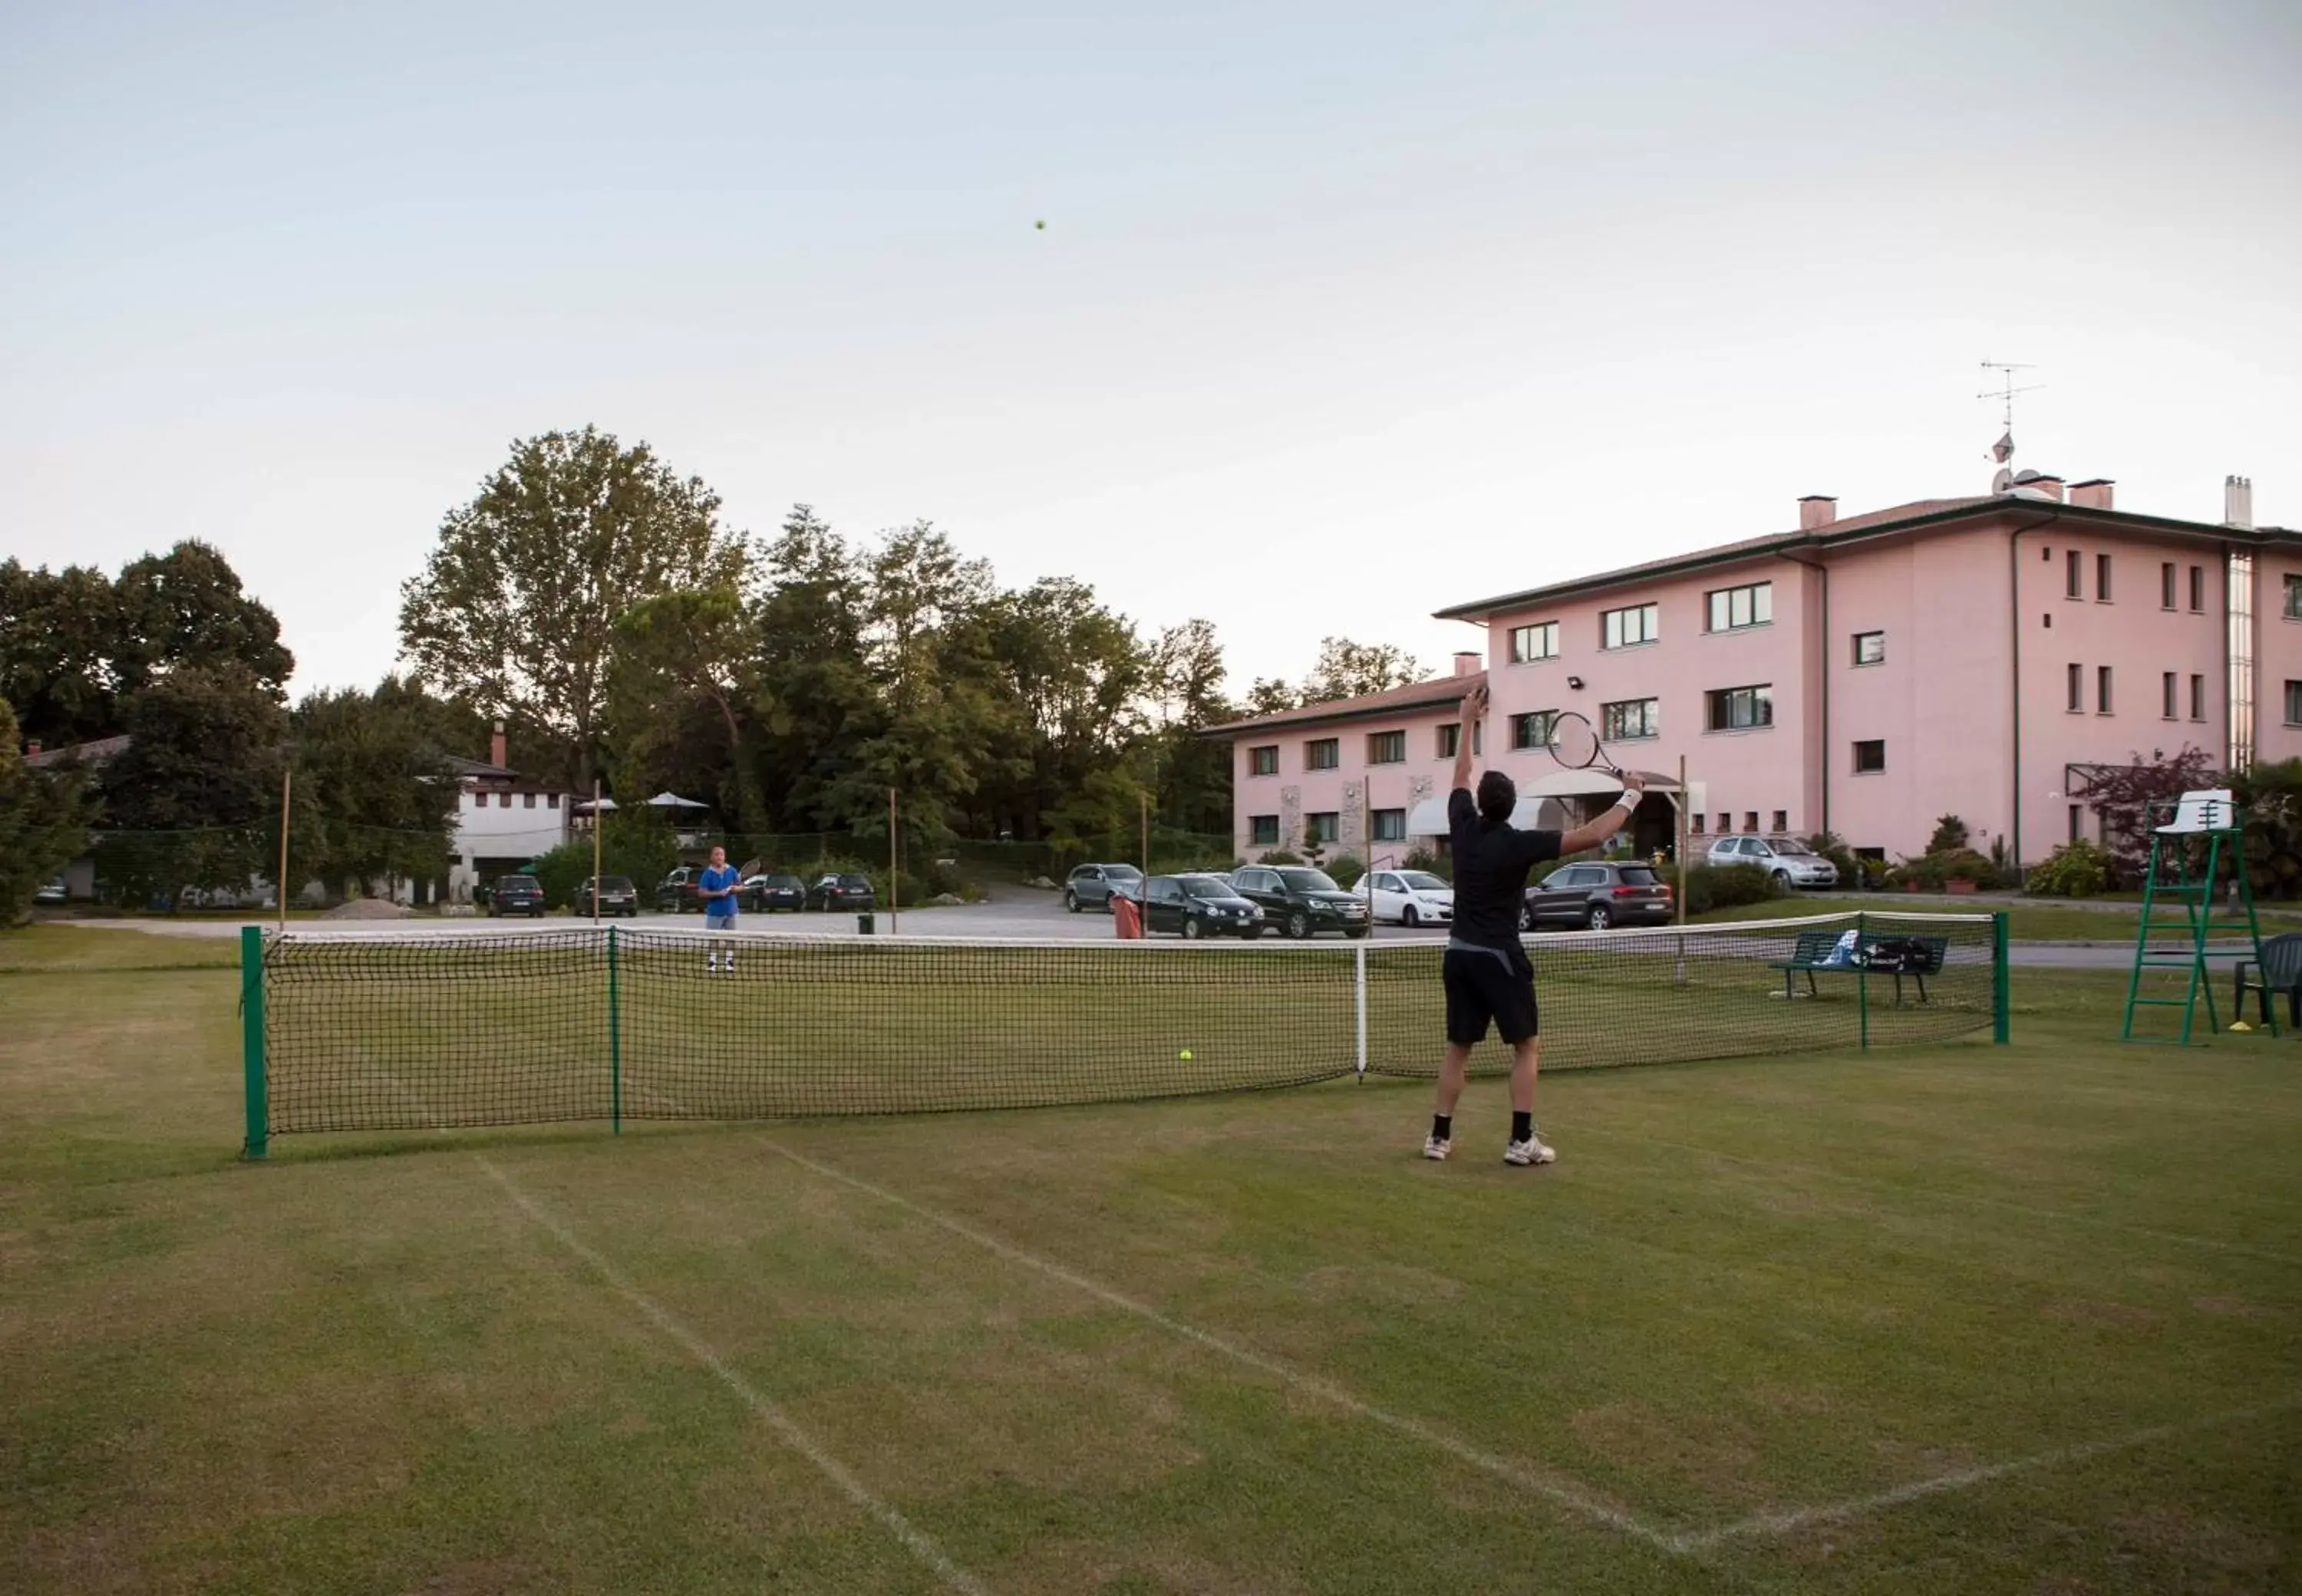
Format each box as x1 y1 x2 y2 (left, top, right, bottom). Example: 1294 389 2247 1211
743 872 806 913
1139 873 1265 939
1064 862 1144 913
1366 869 1453 928
33 877 68 905
655 866 701 912
490 875 547 918
1705 834 1839 889
1520 862 1674 932
806 872 876 912
576 875 639 916
1229 864 1373 939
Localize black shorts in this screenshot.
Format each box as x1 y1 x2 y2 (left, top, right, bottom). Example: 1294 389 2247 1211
1442 941 1539 1047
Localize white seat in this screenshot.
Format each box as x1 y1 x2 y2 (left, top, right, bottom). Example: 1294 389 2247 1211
2156 789 2237 835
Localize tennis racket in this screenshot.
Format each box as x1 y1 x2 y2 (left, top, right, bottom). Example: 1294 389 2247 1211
1545 711 1622 779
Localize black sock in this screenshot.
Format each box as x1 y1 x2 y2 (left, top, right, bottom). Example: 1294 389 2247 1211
1511 1111 1533 1143
1430 1114 1452 1141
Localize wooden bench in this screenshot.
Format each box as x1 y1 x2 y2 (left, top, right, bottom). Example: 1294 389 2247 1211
1769 929 1950 1006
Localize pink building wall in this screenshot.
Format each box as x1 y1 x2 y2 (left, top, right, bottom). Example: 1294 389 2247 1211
2254 552 2302 768
1231 699 1473 866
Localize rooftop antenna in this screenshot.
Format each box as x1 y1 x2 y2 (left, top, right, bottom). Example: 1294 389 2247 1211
1979 360 2043 493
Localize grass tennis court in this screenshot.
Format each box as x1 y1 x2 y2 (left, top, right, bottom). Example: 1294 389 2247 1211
5 927 2299 1594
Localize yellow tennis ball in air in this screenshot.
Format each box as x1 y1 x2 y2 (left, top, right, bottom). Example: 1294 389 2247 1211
1179 1048 1193 1061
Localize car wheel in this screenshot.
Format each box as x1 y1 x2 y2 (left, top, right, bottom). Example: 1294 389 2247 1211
1346 926 1370 940
1773 869 1792 890
1286 911 1309 940
1586 903 1613 931
1401 905 1419 928
1519 902 1535 932
1064 890 1080 912
1182 918 1203 940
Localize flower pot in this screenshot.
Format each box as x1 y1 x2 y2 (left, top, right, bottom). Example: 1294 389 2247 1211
1902 881 1920 893
1946 879 1978 895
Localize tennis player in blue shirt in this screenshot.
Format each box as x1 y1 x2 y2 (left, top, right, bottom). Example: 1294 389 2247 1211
699 846 741 974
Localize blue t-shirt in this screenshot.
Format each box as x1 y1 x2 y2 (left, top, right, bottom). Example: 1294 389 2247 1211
700 864 741 917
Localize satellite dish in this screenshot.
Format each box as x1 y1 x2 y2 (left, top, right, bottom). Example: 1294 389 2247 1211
1991 467 2014 493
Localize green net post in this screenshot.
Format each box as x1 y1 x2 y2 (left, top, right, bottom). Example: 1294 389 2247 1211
1992 910 2010 1044
608 925 622 1135
239 925 267 1160
1855 912 1869 1051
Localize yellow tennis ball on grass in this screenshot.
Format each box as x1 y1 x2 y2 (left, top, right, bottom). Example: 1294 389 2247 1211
1179 1048 1193 1061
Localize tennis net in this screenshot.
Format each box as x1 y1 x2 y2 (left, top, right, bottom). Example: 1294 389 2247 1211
242 911 2006 1152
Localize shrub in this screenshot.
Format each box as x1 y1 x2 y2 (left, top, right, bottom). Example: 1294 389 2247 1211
1802 830 1859 884
1257 849 1303 866
1652 861 1779 915
2026 839 2111 898
1399 846 1449 882
1926 814 1971 855
1325 854 1365 890
1888 848 2000 891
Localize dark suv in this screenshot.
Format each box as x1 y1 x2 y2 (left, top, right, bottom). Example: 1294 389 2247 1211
744 872 805 912
577 875 638 916
490 875 546 918
1229 865 1373 939
1521 861 1674 932
1140 873 1265 939
1064 862 1143 912
806 873 876 912
655 866 704 913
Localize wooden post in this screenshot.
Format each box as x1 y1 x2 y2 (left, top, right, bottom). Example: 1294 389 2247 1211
1676 753 1688 927
276 767 292 932
1141 791 1150 877
888 787 900 933
591 779 603 925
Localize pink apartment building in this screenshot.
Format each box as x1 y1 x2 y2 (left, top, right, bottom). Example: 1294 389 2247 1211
1214 472 2299 872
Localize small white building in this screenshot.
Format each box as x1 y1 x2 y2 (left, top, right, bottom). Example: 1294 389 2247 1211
447 724 579 900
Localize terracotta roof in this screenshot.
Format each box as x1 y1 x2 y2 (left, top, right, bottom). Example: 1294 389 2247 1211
1205 671 1485 736
24 734 131 770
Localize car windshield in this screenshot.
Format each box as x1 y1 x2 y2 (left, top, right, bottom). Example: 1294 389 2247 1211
499 878 537 892
1771 839 1814 856
1278 869 1341 892
767 875 800 888
1617 867 1660 885
836 875 870 889
1179 876 1235 899
1398 872 1449 892
1105 865 1143 879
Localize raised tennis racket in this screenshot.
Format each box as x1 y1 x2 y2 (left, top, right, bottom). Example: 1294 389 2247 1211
1545 711 1621 778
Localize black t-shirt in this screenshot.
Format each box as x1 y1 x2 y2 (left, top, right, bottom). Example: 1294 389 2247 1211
1447 787 1562 949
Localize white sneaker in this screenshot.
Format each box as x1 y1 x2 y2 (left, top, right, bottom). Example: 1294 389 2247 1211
1422 1135 1452 1161
1505 1133 1556 1166
724 958 735 976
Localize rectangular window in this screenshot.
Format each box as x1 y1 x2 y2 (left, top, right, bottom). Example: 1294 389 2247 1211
2066 662 2083 712
2164 672 2178 718
1852 739 1885 773
1705 582 1773 633
1366 730 1405 764
1743 811 1759 833
500 791 513 808
1372 808 1407 842
1601 602 1660 649
1305 738 1338 770
1691 813 1706 834
2191 566 2205 612
2162 562 2178 608
1852 631 1885 666
1250 815 1279 846
1436 724 1459 758
2069 804 2082 843
1705 684 1773 732
2097 552 2112 602
2192 674 2205 721
547 793 559 809
1509 710 1557 750
1509 622 1558 664
1771 810 1788 834
2287 574 2302 621
2287 682 2302 727
1306 812 1340 846
2066 549 2083 597
1248 744 1278 776
2097 665 2113 714
1472 721 1482 756
1601 698 1659 740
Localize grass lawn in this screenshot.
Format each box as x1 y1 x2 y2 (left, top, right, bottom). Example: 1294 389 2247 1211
3 925 2298 1594
1691 892 2302 942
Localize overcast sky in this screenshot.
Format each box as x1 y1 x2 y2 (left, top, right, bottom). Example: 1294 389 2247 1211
5 1 2298 699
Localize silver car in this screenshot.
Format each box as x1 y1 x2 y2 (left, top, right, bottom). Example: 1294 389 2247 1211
1706 835 1839 889
1063 862 1144 913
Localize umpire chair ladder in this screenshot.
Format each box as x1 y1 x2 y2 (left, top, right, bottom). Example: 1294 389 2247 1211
2119 789 2275 1044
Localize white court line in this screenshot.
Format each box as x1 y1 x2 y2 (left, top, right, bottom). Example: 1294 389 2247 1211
1568 1123 2302 1269
476 1158 991 1596
757 1137 1680 1555
1674 1396 2302 1551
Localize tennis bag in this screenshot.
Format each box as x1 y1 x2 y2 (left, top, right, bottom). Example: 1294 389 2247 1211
1855 937 1930 973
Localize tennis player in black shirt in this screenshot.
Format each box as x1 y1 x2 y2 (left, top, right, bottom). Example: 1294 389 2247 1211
1426 681 1644 1166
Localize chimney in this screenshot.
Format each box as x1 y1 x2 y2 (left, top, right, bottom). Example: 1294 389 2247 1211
2225 475 2254 530
25 739 39 758
1453 651 1482 678
2027 473 2066 503
1798 495 1837 530
2068 478 2114 511
490 719 507 768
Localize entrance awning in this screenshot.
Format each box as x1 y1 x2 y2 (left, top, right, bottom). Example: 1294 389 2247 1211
1403 769 1698 836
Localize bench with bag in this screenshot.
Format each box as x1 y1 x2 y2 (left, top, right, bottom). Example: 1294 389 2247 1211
1769 928 1950 1006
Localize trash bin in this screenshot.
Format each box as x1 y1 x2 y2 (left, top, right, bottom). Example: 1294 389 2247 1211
858 912 876 935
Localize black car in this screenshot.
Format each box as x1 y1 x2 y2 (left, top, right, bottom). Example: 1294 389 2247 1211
490 875 547 918
1064 862 1143 913
1228 864 1373 939
806 872 876 912
1520 861 1674 932
655 866 704 913
1140 873 1265 939
576 875 639 916
744 872 805 912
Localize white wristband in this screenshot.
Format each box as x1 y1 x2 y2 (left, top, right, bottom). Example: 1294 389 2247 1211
1613 791 1638 811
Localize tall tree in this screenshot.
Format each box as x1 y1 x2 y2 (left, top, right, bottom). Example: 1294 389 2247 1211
289 678 461 899
111 541 293 701
1146 618 1235 833
1243 678 1298 717
1300 636 1426 703
100 664 286 899
0 697 96 925
397 427 746 786
750 506 879 832
606 584 759 826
